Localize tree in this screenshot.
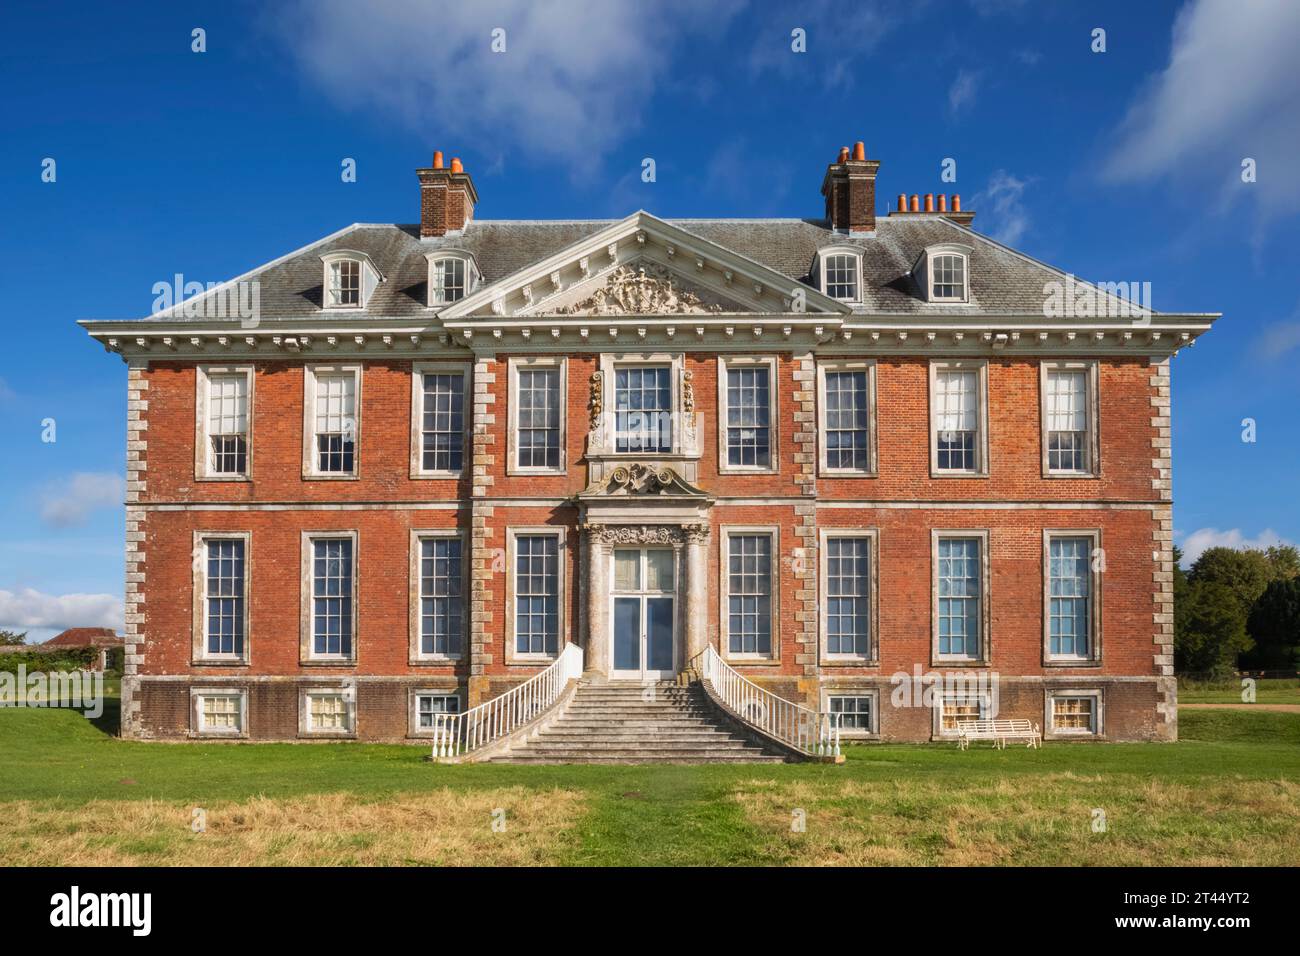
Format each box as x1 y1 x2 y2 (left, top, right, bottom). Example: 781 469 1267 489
1264 545 1300 582
1175 580 1253 678
0 630 27 646
1188 547 1272 609
1245 577 1300 670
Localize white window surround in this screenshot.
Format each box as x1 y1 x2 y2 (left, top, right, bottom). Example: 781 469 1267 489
719 525 781 665
302 364 362 480
409 688 463 737
191 531 252 665
298 686 357 737
928 360 990 478
299 530 359 665
190 688 248 738
820 689 880 738
194 365 254 481
815 246 864 303
1042 528 1103 666
425 251 481 307
504 526 568 665
933 690 992 738
1040 360 1101 478
408 362 470 479
816 359 878 476
595 352 693 459
716 356 779 475
930 529 991 667
1045 689 1104 738
913 243 972 304
408 529 468 664
507 356 567 476
320 250 383 310
818 528 879 665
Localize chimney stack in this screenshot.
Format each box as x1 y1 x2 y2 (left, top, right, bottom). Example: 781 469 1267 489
821 140 880 235
417 151 478 238
889 191 975 227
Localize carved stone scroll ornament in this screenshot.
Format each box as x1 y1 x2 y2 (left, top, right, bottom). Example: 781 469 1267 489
582 523 688 546
587 370 603 446
551 264 726 316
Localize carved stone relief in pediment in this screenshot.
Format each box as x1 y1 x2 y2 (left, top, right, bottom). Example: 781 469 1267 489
546 263 741 315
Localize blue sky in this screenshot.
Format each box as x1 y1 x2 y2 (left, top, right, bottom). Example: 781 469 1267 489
1 0 1297 641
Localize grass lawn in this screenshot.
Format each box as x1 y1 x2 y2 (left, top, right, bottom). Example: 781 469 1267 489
1 700 1297 866
1178 676 1300 705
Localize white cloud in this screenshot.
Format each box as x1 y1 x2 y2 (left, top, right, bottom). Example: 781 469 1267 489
746 1 908 89
973 170 1032 245
271 0 742 173
1101 0 1300 225
1178 527 1293 567
947 69 981 115
0 588 123 633
40 472 125 528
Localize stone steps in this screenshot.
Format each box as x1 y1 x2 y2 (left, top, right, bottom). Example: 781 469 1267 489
486 680 789 765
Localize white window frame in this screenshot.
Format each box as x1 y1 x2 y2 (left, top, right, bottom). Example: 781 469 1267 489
928 360 989 477
717 356 779 475
303 364 362 479
321 251 383 310
596 352 690 458
821 689 880 739
931 529 991 666
426 252 480 306
819 529 879 665
190 688 248 738
719 526 781 664
195 365 254 481
915 243 972 304
299 687 357 737
1046 689 1104 738
504 527 568 665
409 362 470 479
409 688 463 737
933 690 992 739
1040 360 1100 478
507 356 567 476
409 529 468 663
1042 529 1103 665
817 246 863 303
816 359 877 476
300 531 359 665
191 531 252 665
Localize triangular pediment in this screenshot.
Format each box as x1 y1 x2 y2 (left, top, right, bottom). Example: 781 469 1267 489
438 211 849 319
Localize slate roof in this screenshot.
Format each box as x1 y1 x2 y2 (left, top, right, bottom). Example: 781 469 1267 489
137 214 1158 323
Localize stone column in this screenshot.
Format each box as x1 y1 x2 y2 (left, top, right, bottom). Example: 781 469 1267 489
584 524 609 677
684 523 710 668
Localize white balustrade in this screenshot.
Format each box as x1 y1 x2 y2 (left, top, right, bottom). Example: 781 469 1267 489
691 645 841 758
431 643 583 759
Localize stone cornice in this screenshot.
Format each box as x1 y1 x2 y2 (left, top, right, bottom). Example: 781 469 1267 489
81 311 1214 361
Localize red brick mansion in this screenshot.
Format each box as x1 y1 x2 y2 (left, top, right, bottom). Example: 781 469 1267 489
82 142 1216 752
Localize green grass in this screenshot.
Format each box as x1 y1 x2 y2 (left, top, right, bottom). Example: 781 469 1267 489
1 704 1297 866
1177 676 1300 704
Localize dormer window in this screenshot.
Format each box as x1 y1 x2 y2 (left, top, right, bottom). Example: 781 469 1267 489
428 253 480 306
915 244 971 304
321 252 383 310
816 247 863 303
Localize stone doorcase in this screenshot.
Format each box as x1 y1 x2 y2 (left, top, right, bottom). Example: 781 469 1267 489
575 462 715 679
581 521 711 677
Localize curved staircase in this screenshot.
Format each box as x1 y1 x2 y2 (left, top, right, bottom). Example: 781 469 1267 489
484 681 789 764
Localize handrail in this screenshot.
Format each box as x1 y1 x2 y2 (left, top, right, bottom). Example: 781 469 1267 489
431 643 583 759
690 645 840 758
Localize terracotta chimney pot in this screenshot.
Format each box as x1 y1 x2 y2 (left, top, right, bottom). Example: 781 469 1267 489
852 141 866 162
450 157 463 173
432 150 444 169
924 193 934 212
910 194 920 212
952 194 962 212
897 194 907 212
938 194 948 212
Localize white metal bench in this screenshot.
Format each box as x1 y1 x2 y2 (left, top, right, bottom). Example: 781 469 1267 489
956 718 1041 750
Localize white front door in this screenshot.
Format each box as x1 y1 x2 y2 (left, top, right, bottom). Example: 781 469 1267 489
609 547 677 680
